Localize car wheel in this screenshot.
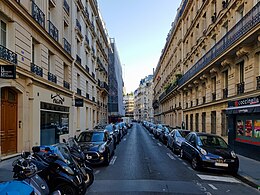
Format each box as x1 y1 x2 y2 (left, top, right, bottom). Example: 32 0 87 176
84 172 94 187
180 149 185 159
191 157 200 170
104 151 110 166
229 167 238 175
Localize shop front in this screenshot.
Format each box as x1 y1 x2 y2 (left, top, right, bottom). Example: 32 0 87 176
33 86 72 146
226 96 260 161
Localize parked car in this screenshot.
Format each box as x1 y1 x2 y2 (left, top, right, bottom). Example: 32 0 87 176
153 124 168 139
77 130 115 166
180 132 239 174
104 124 120 146
158 126 173 145
167 129 190 153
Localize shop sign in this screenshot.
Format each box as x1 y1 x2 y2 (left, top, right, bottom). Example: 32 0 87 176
75 98 83 107
51 93 65 105
0 65 16 79
228 96 260 107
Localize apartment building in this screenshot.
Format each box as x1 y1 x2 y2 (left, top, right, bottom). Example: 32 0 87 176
108 38 124 123
0 0 109 158
153 0 260 160
123 93 134 119
134 75 154 122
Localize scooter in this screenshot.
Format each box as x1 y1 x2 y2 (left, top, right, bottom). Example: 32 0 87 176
31 144 87 195
12 154 51 195
64 137 94 187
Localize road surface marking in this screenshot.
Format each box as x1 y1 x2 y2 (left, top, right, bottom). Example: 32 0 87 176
157 143 162 147
123 138 126 141
197 174 240 183
109 156 117 165
188 167 193 171
94 170 100 175
166 153 176 160
208 184 218 190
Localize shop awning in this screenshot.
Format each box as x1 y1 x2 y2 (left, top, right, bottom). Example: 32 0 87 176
226 104 260 114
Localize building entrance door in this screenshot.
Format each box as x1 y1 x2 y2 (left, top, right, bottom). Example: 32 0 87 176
1 87 18 155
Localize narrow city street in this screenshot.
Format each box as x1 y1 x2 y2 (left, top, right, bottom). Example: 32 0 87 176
87 123 259 194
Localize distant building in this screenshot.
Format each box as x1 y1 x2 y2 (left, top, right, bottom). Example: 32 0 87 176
108 38 124 123
134 75 154 122
123 93 134 119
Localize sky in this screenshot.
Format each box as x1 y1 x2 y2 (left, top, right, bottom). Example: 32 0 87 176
97 0 182 93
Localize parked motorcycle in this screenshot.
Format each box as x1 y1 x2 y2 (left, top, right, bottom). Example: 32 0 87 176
31 144 87 195
64 137 94 187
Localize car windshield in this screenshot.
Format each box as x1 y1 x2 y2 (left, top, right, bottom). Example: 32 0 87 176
197 135 228 149
78 132 104 142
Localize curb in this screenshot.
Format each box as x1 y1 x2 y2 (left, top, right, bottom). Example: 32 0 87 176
235 172 260 191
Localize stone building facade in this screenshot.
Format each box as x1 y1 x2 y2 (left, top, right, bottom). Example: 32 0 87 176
153 0 260 160
0 0 109 159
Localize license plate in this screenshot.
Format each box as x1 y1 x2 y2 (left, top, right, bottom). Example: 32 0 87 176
215 162 228 167
86 155 92 160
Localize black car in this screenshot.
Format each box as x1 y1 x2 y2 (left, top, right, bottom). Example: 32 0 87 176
180 132 239 174
77 130 114 166
167 129 190 153
158 126 173 145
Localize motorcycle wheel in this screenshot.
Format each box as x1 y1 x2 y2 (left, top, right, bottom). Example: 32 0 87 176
55 183 77 195
85 172 94 187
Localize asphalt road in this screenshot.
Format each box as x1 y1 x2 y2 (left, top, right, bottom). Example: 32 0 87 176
86 123 259 195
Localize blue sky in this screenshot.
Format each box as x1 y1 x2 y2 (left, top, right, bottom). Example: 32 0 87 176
98 0 182 93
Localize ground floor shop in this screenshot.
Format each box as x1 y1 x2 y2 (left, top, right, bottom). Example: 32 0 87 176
226 95 260 161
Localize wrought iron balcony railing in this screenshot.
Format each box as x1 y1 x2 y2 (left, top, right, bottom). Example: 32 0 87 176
100 81 109 92
48 72 57 83
76 55 81 65
237 82 245 95
63 80 70 89
63 38 71 54
257 76 260 90
77 88 81 96
223 88 228 98
63 0 70 15
178 2 260 87
92 97 95 102
0 44 17 64
31 63 43 77
86 93 89 99
48 20 59 42
32 1 45 27
76 19 82 32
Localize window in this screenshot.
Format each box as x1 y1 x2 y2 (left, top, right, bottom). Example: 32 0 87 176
0 20 6 46
186 115 189 130
63 63 69 81
77 74 80 89
195 113 199 132
32 38 40 64
239 61 244 83
190 114 193 131
48 50 55 73
211 111 216 134
221 111 228 136
202 112 206 133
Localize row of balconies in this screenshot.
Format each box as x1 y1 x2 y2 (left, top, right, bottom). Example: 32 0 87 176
159 3 260 103
0 44 17 64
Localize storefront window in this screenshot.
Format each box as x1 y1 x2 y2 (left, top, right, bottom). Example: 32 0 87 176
40 102 69 145
245 120 252 137
254 120 260 138
236 120 244 136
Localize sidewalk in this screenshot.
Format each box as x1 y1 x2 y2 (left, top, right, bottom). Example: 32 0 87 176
236 154 260 190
